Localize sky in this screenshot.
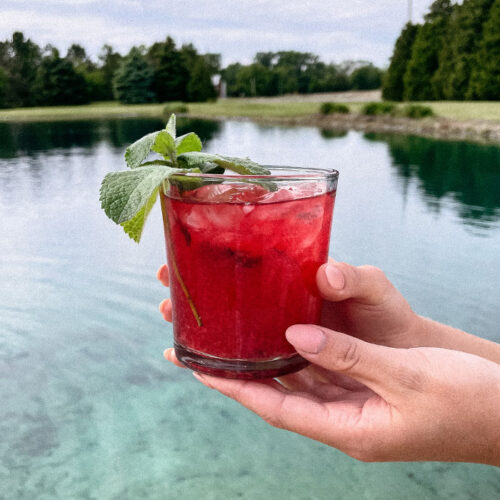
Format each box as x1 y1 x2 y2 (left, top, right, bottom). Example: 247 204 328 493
1 0 436 68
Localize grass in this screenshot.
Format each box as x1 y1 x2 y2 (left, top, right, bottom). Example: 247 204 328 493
1 96 500 123
419 101 500 121
0 101 165 122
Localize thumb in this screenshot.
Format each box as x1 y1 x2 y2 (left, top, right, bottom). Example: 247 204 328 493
286 324 406 397
316 260 394 305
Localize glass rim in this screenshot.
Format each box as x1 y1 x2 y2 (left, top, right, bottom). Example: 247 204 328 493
169 165 339 181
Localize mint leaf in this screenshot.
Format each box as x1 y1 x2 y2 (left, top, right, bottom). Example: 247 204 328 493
178 152 270 175
125 131 159 169
152 130 176 159
121 187 159 243
140 160 172 167
100 165 179 225
175 133 202 155
166 114 176 138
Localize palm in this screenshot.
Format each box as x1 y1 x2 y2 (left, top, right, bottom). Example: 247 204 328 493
278 364 394 435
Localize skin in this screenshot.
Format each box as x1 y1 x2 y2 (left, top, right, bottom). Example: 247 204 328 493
157 261 500 466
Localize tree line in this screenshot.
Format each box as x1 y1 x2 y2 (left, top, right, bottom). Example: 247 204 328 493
223 53 383 97
0 31 384 108
383 0 500 101
0 32 219 107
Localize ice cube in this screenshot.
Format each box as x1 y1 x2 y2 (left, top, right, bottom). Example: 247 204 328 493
191 183 270 204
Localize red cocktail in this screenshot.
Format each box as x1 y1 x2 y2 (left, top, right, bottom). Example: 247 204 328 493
161 167 338 379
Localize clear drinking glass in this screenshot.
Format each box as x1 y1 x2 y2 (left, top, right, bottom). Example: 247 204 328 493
161 166 339 379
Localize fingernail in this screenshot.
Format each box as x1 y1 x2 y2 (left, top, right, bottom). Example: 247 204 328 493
325 264 345 290
286 325 326 354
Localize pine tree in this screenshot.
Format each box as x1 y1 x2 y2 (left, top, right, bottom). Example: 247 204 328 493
147 37 189 102
33 48 89 105
432 0 495 99
383 23 420 101
467 0 500 99
403 0 454 100
113 47 155 104
4 32 41 107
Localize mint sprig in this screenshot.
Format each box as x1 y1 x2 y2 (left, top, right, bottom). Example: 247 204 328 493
100 114 270 243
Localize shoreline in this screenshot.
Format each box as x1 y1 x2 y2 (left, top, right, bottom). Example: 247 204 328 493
184 112 500 145
1 94 500 145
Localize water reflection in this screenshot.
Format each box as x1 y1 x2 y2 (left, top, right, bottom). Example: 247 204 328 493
1 119 499 499
0 118 222 159
320 129 348 140
0 121 102 158
365 133 500 226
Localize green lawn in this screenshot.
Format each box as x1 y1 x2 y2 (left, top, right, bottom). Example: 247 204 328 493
1 98 500 123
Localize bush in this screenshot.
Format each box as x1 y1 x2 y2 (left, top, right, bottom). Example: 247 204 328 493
163 103 188 116
319 102 350 114
361 102 396 115
400 104 434 118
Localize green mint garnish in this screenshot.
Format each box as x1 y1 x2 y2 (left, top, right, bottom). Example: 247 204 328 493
99 114 270 243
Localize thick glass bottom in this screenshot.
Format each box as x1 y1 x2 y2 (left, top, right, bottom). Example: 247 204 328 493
174 342 309 379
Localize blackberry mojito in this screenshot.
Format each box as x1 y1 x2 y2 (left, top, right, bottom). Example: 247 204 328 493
162 167 338 378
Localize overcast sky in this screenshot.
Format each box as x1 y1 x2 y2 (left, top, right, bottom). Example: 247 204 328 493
1 0 435 67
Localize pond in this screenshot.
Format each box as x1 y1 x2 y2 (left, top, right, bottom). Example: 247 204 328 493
1 118 499 499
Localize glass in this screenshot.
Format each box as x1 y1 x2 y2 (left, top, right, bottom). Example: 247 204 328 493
161 166 339 379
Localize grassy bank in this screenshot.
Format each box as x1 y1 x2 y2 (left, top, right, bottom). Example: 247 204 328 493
1 95 500 123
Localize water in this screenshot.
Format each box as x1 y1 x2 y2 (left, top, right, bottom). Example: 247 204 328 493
0 118 499 499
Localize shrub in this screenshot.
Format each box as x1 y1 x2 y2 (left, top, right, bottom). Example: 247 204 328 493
163 103 188 117
319 102 350 114
400 104 434 118
361 102 396 115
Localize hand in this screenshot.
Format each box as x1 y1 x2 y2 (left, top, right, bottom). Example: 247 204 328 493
157 263 500 464
316 260 423 349
158 260 423 349
183 325 500 465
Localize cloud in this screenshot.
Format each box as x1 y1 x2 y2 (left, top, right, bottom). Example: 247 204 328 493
0 0 435 66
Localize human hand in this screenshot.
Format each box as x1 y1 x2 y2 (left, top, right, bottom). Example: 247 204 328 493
316 260 423 349
157 260 423 350
176 325 500 465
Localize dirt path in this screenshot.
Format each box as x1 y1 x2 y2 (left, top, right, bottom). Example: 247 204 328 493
247 90 381 103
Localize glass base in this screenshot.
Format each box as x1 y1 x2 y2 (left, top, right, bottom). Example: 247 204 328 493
174 342 309 379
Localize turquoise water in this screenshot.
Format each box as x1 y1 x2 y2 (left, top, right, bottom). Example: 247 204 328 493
0 119 499 499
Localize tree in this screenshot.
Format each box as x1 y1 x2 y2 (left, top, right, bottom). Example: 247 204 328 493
187 58 217 101
232 63 278 96
432 0 495 99
383 23 420 101
3 32 41 107
147 37 188 102
254 52 276 68
113 47 155 104
350 63 383 90
66 43 94 71
0 66 7 108
33 48 89 105
222 63 243 96
467 0 500 99
98 44 122 100
403 0 454 100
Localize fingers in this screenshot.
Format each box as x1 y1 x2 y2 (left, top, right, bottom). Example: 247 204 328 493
277 370 353 401
163 348 185 368
159 299 173 322
286 324 405 398
193 373 338 440
316 261 393 306
157 264 169 287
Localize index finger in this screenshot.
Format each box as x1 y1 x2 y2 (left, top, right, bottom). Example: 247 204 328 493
193 373 359 451
157 264 170 287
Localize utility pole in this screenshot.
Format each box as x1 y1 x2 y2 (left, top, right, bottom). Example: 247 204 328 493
408 0 413 23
